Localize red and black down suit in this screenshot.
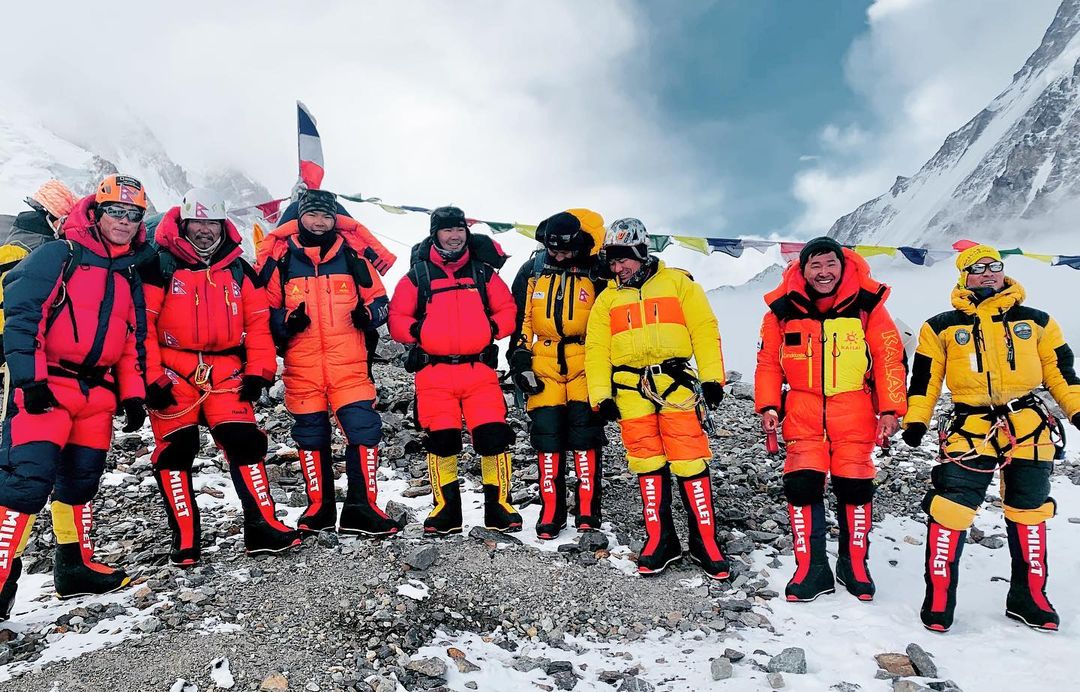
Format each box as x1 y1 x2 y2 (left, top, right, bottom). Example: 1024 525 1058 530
141 207 300 565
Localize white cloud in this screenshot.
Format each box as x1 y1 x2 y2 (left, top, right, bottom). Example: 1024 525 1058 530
792 0 1061 235
0 1 725 236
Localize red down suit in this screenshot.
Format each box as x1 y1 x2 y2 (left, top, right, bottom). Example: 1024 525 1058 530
387 235 517 450
0 194 148 513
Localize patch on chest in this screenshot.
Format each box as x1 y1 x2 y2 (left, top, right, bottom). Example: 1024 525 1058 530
533 291 545 299
334 280 351 295
170 278 186 295
954 329 971 346
1013 322 1033 340
579 287 589 302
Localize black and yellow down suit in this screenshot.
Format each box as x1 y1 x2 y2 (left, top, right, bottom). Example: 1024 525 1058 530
510 209 607 538
905 247 1080 632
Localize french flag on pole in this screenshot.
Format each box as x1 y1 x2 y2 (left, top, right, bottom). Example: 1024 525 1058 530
297 100 325 190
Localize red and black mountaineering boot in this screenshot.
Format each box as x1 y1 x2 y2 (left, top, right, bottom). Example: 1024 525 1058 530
572 449 603 532
636 467 682 575
677 470 730 580
154 465 201 566
785 502 834 602
0 507 35 620
230 462 301 555
51 502 131 599
835 501 875 600
1005 519 1059 632
920 521 965 632
535 451 567 540
296 447 338 533
339 445 402 537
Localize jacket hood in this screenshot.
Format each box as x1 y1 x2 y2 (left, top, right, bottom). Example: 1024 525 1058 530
154 206 243 267
951 277 1025 314
765 247 889 316
61 195 147 259
259 214 382 265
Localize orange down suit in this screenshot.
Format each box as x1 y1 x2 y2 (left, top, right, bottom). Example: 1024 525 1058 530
755 250 907 479
258 226 387 414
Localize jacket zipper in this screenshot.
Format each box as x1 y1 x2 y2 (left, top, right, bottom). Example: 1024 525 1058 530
820 331 828 441
831 332 839 390
194 289 201 343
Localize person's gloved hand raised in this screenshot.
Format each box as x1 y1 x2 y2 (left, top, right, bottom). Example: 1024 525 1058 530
285 302 311 336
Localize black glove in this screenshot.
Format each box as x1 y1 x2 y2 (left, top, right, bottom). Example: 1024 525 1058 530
901 422 927 448
121 398 146 433
1072 413 1080 431
508 348 532 376
239 375 273 403
21 381 58 414
701 382 725 409
409 320 423 341
597 398 620 422
145 381 177 411
350 304 371 331
285 302 311 336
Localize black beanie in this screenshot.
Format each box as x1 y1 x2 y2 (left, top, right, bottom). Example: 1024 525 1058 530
799 237 845 269
298 189 338 218
542 212 593 254
430 206 467 235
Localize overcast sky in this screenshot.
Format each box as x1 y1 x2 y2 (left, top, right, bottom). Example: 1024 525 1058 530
0 0 1062 241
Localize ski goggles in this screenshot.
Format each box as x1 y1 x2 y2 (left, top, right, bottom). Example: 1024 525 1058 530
99 204 145 223
965 260 1004 274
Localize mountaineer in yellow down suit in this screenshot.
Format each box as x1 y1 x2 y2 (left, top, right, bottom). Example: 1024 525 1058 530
903 243 1080 633
509 209 608 540
584 218 729 579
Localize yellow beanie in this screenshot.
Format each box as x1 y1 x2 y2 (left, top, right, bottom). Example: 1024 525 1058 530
955 244 1001 271
956 244 1002 288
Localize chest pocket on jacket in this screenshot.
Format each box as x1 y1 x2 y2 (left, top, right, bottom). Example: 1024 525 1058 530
823 316 869 395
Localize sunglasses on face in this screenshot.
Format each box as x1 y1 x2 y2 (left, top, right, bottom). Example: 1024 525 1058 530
966 261 1004 274
100 205 145 223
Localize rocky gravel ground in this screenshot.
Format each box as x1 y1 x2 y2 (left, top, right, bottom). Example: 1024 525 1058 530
1 351 1077 691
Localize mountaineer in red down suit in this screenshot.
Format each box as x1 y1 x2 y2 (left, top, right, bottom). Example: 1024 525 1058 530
388 206 521 535
0 174 152 619
755 237 907 603
141 188 301 566
257 189 399 537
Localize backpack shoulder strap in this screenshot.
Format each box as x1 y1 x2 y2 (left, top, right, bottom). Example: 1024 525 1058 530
61 240 81 284
532 250 547 279
470 260 492 315
341 245 373 290
413 261 433 319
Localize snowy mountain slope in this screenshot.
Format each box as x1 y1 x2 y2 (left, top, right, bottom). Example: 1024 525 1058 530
0 110 268 218
830 0 1080 246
